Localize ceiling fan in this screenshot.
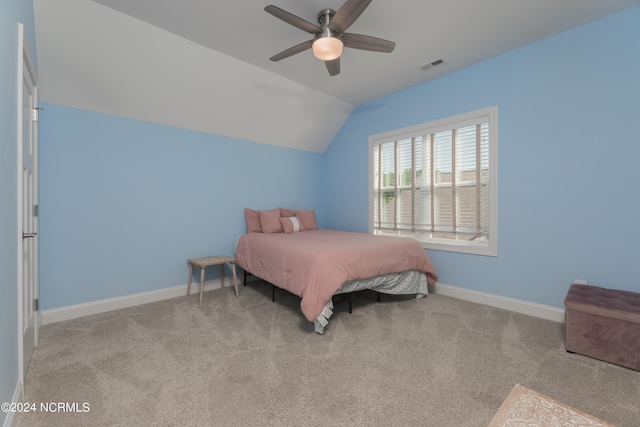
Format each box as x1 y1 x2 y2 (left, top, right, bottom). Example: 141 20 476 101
265 0 395 76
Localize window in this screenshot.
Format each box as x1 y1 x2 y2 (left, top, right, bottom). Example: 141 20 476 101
369 106 498 256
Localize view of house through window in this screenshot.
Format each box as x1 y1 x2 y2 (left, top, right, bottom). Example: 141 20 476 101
369 107 497 256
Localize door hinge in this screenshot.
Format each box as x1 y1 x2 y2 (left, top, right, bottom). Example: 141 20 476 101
33 298 39 311
31 107 43 122
33 204 38 217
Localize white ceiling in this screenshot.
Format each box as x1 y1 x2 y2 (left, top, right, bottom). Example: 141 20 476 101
33 0 640 153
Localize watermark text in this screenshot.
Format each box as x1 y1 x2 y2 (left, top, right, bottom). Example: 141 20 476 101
2 402 90 413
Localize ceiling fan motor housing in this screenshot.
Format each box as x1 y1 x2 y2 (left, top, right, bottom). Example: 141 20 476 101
315 9 341 41
313 9 343 60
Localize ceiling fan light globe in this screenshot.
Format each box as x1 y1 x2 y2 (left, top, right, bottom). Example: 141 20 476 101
312 37 344 61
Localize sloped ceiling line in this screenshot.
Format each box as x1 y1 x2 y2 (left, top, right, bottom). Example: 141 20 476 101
33 0 640 152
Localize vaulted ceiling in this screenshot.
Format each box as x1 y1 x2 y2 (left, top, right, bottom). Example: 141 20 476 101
33 0 640 153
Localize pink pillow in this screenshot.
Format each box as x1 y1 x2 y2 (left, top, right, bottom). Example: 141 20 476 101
280 208 295 218
245 208 262 233
258 208 283 233
279 216 306 234
295 209 318 231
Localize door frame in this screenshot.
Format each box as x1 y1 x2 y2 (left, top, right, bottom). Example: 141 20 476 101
17 22 40 392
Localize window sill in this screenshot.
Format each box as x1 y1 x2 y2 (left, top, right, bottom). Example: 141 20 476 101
375 231 497 256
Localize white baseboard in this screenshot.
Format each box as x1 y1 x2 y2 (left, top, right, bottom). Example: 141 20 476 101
41 277 241 325
40 277 564 326
2 379 22 427
434 283 565 323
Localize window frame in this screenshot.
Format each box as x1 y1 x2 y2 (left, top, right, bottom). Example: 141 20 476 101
368 106 498 256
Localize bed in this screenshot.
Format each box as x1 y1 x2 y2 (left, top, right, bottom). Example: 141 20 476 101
236 209 438 333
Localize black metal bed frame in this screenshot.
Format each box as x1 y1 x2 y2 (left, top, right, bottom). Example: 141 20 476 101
243 269 381 314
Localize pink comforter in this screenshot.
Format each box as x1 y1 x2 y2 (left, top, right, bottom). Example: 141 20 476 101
236 229 438 321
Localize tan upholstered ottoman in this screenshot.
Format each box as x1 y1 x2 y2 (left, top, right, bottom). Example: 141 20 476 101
564 283 640 371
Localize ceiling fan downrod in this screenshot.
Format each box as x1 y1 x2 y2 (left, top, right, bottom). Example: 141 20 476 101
317 9 336 26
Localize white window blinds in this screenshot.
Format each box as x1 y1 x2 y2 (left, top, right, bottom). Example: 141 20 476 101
370 107 497 255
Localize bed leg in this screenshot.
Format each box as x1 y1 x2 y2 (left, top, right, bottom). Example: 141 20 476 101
243 270 247 286
348 294 352 314
272 284 275 302
377 292 381 302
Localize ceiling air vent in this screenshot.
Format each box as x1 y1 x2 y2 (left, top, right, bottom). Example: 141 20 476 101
418 58 444 72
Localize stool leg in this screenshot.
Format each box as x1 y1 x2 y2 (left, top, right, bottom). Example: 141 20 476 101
187 262 194 296
220 264 225 288
199 267 206 305
231 262 239 296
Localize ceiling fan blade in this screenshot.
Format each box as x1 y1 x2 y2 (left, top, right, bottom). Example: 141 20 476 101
325 58 340 76
329 0 373 33
342 33 395 53
270 40 313 62
265 5 322 34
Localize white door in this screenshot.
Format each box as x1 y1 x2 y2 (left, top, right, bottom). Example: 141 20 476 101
18 24 39 381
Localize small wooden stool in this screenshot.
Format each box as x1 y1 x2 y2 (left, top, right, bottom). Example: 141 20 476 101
187 255 239 305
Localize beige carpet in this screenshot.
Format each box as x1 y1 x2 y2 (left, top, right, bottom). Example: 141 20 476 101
488 384 616 427
16 280 640 426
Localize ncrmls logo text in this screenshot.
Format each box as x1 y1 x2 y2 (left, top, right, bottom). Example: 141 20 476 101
40 402 90 412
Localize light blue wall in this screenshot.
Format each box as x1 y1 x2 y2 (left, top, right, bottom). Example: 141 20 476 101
323 6 640 308
0 0 37 422
38 105 324 310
